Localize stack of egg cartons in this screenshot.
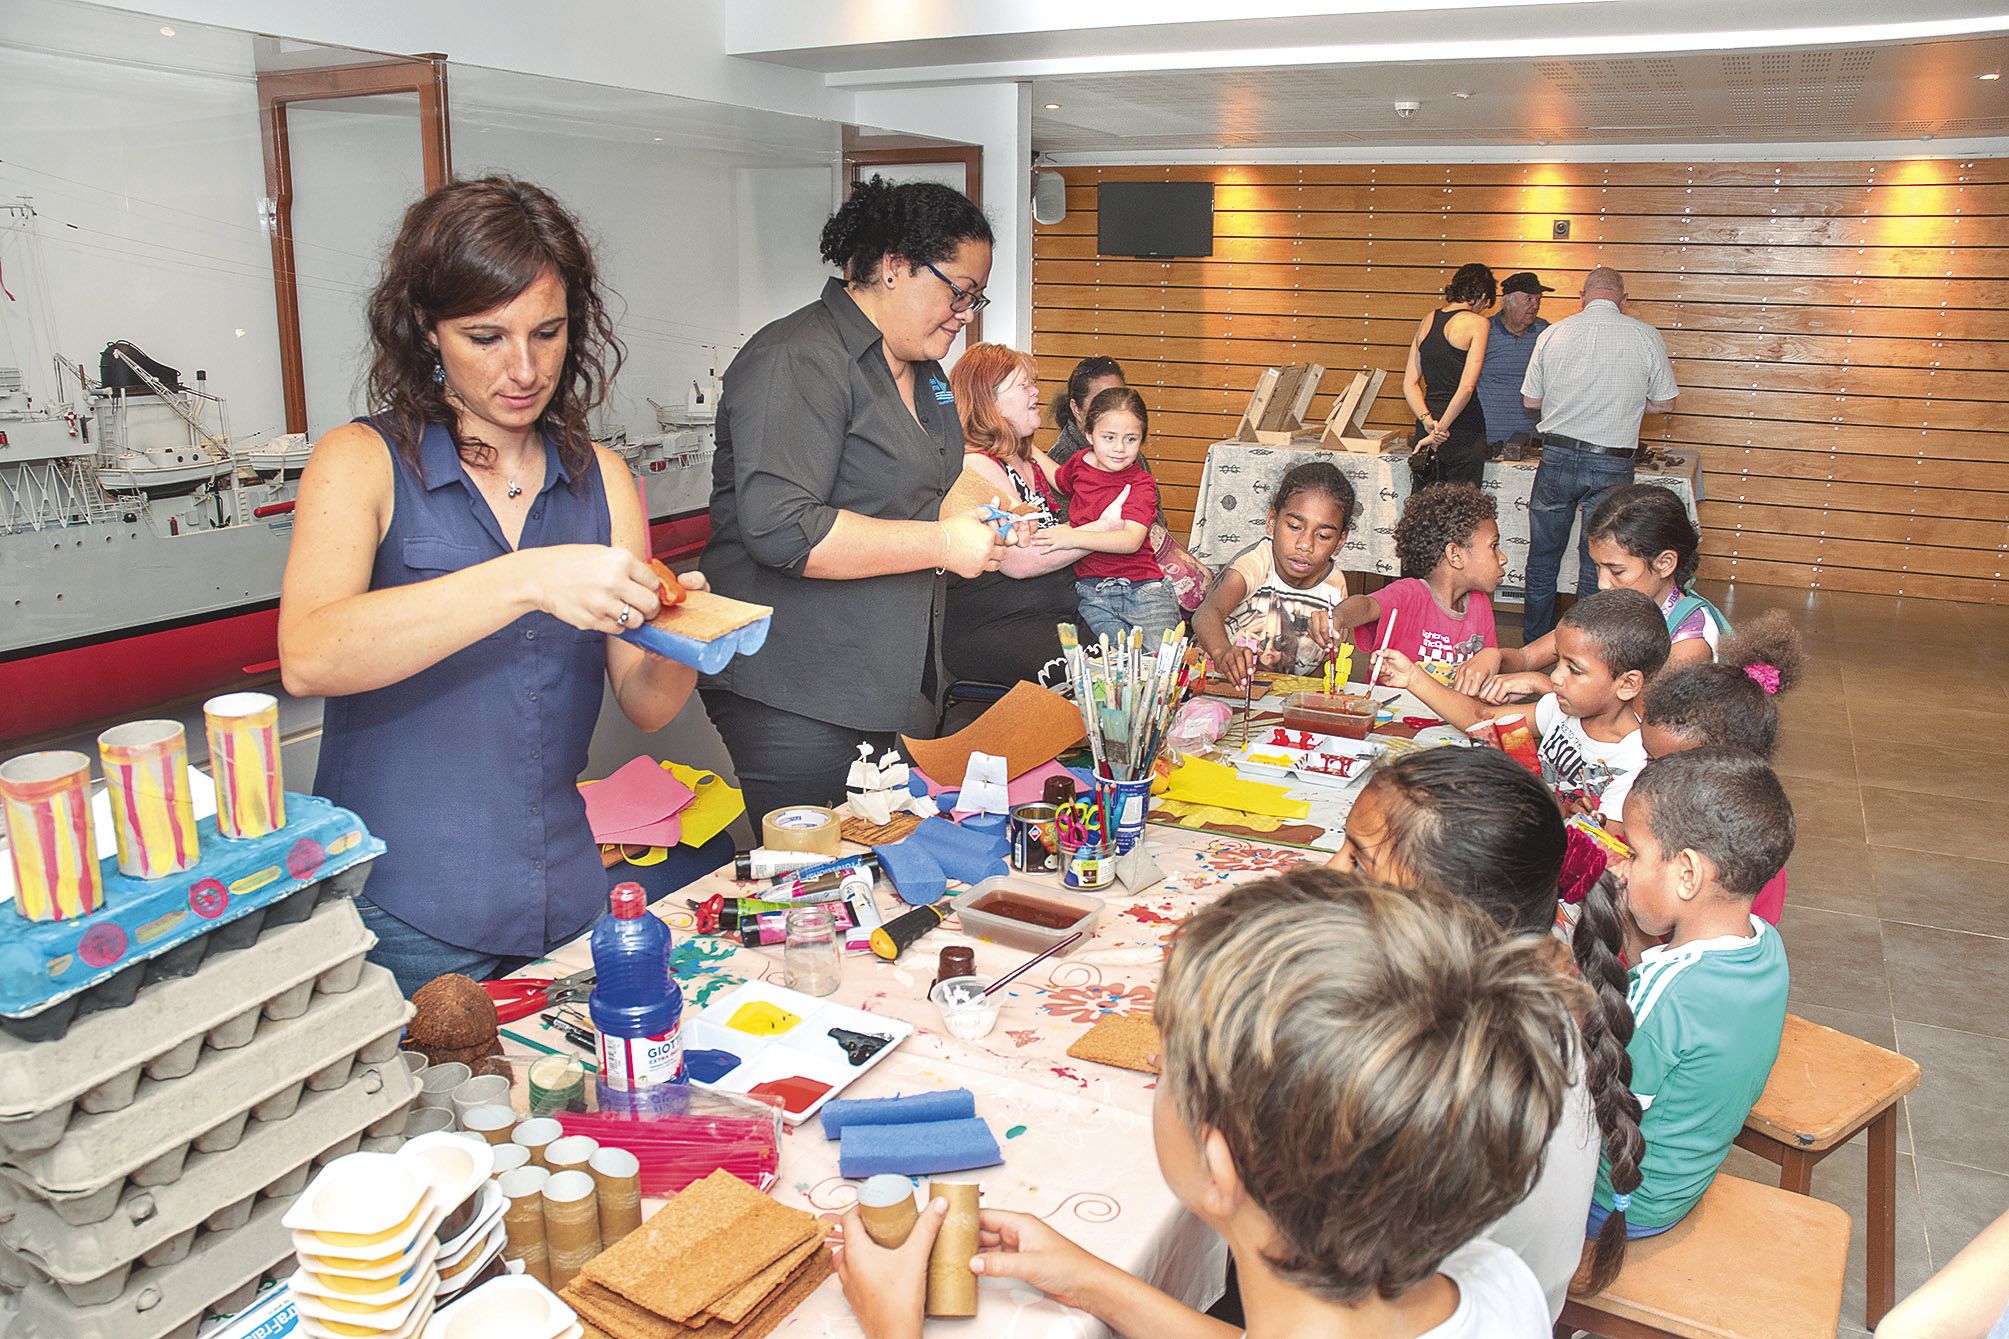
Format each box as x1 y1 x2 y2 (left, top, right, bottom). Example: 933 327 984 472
0 878 417 1337
286 1150 446 1339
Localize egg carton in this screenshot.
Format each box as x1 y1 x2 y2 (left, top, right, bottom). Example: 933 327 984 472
1 1190 295 1339
0 1054 419 1299
0 966 410 1215
0 897 375 1154
0 858 374 1044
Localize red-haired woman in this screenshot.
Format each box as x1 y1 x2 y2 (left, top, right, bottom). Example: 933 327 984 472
278 177 703 996
944 343 1129 687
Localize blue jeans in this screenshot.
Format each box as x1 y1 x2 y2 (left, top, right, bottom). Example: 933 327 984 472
1585 1199 1680 1241
356 897 525 999
1523 445 1636 639
1075 577 1182 644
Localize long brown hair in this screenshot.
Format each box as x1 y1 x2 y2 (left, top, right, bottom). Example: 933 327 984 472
949 342 1039 462
365 177 621 485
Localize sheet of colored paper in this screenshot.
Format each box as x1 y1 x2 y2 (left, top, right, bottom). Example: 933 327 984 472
662 761 743 848
901 682 1085 783
579 755 694 843
1156 756 1310 820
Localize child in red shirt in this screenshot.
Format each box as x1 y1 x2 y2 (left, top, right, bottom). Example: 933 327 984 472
1040 388 1180 642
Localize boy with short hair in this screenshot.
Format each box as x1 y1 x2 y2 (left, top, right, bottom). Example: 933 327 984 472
1333 482 1504 685
1594 747 1794 1236
833 871 1578 1338
1376 586 1671 818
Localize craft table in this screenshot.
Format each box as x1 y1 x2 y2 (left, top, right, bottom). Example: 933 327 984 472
501 823 1318 1337
1185 441 1701 601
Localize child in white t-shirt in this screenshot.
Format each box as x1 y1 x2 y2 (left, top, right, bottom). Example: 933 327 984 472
834 870 1568 1339
1376 588 1672 819
1194 462 1357 686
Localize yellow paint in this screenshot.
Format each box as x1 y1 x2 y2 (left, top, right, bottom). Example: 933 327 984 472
307 1199 426 1249
45 954 71 978
726 1001 802 1036
304 1269 399 1297
329 829 361 855
136 909 187 943
230 866 282 896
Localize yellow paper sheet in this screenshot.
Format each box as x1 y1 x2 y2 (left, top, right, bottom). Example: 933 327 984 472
1155 756 1310 820
662 761 743 848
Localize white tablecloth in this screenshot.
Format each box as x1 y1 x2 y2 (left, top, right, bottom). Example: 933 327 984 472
1187 443 1702 600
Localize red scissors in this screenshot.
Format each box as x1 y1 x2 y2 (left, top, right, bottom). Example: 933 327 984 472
480 967 595 1024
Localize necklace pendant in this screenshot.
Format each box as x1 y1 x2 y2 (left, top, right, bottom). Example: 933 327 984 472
506 480 523 499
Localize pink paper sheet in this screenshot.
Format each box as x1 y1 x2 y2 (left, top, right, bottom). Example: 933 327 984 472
580 755 694 843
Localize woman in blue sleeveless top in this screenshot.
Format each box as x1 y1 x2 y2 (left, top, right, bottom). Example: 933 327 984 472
277 178 702 996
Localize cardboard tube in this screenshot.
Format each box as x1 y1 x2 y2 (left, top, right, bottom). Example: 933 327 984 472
462 1104 517 1146
856 1174 918 1248
924 1181 980 1318
542 1168 602 1290
499 1166 551 1287
511 1117 563 1170
589 1146 643 1244
546 1134 598 1174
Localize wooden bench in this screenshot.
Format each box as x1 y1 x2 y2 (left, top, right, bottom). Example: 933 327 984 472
1734 1013 1922 1329
1555 1173 1851 1339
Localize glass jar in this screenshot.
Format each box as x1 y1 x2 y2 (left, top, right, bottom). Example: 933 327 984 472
783 905 841 997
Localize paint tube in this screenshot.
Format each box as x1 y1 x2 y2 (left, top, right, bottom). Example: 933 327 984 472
757 852 879 892
733 847 830 880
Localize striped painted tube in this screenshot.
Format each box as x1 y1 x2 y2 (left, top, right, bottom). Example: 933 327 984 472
0 750 104 922
98 719 201 880
204 692 285 839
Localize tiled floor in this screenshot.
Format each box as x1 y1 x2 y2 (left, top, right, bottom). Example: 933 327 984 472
1556 582 2009 1337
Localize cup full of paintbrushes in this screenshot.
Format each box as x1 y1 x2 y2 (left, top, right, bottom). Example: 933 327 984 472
1054 626 1194 855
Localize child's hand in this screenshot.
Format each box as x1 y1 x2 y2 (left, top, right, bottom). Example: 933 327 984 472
970 1209 1112 1312
1373 648 1420 689
1220 644 1256 691
1476 671 1551 704
1451 649 1501 695
833 1198 946 1339
1030 525 1076 551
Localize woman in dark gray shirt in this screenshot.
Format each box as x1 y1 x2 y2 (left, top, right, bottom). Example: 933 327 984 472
700 179 1013 825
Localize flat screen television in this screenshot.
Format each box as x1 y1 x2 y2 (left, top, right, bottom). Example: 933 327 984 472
1096 181 1214 257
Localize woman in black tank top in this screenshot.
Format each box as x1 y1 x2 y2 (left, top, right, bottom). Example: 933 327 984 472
1404 263 1496 488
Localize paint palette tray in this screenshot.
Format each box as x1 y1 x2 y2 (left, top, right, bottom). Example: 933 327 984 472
0 1060 418 1300
0 965 411 1217
1233 730 1386 791
0 794 385 1038
683 980 912 1126
0 895 375 1153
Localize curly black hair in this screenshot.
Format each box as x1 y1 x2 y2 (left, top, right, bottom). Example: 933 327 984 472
1393 482 1497 579
819 176 994 285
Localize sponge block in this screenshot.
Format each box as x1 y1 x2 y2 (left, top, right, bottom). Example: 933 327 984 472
906 816 1008 886
838 1117 1003 1179
820 1088 977 1139
870 839 947 907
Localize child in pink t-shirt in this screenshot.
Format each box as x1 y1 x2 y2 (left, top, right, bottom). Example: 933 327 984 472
1335 483 1504 685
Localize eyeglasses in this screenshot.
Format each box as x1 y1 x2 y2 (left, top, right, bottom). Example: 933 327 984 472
922 261 991 315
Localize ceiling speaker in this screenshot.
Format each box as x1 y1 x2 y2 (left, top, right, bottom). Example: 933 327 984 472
1033 170 1067 226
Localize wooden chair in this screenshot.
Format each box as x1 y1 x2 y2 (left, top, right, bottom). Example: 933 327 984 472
1734 1013 1922 1330
1555 1173 1850 1339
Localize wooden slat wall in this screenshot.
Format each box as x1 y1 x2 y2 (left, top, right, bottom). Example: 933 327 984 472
1031 161 2009 604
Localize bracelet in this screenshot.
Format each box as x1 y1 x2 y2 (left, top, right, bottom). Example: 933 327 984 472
934 522 950 576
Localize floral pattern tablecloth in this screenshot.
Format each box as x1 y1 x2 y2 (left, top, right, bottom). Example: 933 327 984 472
505 824 1326 1337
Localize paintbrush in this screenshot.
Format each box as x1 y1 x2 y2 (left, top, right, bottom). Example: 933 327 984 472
983 932 1084 997
1369 607 1401 704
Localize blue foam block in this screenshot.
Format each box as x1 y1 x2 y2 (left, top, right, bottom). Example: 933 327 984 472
838 1117 1003 1178
869 839 947 907
957 810 1008 838
819 1087 977 1138
906 816 1008 886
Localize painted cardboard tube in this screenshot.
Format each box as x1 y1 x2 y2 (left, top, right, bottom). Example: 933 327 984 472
924 1180 980 1318
856 1174 918 1248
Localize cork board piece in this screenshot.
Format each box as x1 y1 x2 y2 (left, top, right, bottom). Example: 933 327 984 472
1066 1013 1162 1073
565 1247 832 1339
580 1169 819 1324
902 682 1086 784
841 812 925 847
647 589 773 644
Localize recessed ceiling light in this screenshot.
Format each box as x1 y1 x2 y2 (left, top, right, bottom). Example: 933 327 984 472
158 25 175 36
1044 103 1061 110
1980 72 2001 80
652 136 663 142
1453 91 1471 99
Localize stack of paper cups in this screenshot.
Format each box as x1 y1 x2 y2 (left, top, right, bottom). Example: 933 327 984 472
97 720 201 879
0 751 104 922
541 1169 601 1290
205 691 285 839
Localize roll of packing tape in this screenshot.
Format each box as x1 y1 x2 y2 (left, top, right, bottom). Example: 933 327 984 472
762 805 842 857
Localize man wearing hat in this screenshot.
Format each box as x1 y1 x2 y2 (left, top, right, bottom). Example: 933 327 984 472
1476 271 1553 450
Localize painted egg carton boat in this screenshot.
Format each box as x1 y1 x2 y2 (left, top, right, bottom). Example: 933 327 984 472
0 1040 418 1301
0 794 386 1042
0 964 411 1222
0 896 377 1154
2 1192 299 1339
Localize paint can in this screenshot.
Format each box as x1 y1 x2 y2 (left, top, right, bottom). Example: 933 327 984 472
1007 802 1060 874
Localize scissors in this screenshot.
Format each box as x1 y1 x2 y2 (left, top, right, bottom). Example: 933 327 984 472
976 502 1022 535
1055 800 1105 847
480 967 596 1024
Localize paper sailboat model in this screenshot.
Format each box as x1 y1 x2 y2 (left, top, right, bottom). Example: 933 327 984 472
845 744 934 825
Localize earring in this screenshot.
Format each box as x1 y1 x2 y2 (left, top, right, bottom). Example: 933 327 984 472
432 358 446 386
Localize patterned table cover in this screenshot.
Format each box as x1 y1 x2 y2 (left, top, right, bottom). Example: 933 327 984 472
1186 442 1701 600
503 822 1342 1337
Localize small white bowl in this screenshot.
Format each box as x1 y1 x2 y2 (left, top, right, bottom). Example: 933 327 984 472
928 976 1001 1041
421 1275 576 1339
283 1152 435 1244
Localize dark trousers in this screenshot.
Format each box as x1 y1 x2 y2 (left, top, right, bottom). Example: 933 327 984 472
1522 443 1636 640
702 689 896 832
1409 424 1489 489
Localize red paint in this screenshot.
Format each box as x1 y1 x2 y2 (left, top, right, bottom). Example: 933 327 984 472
0 606 279 743
286 837 325 883
77 922 127 968
747 1075 832 1115
188 878 228 918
